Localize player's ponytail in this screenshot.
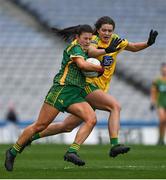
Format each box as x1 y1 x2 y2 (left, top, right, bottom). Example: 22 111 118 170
51 24 93 42
51 25 80 41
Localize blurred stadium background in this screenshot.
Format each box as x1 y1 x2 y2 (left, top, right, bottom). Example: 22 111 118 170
0 0 165 145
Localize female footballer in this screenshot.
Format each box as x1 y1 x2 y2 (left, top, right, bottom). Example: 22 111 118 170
150 63 166 145
4 25 107 171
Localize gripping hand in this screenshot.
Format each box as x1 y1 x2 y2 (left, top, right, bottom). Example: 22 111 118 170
105 38 122 53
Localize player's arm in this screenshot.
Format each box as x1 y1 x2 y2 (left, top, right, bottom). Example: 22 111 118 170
151 85 158 105
125 42 149 52
88 38 122 57
88 45 105 57
125 29 158 52
72 56 104 73
150 84 158 110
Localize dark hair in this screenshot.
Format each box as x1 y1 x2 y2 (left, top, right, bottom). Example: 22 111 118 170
51 24 93 42
94 16 115 35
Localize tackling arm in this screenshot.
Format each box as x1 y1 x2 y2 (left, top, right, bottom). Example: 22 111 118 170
88 45 106 57
88 37 122 57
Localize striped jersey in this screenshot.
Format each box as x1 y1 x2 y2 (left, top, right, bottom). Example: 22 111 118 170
54 42 88 88
86 34 128 92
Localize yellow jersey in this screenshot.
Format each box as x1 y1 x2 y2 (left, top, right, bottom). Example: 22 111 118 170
86 34 129 92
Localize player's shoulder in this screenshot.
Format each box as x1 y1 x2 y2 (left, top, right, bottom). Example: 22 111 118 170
111 33 128 41
67 40 82 53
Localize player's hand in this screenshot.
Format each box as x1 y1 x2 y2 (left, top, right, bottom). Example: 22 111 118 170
150 103 156 111
105 37 122 53
147 30 158 46
97 66 105 77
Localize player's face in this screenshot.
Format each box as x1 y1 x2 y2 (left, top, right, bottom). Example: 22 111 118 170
77 32 93 51
161 66 166 77
97 24 114 44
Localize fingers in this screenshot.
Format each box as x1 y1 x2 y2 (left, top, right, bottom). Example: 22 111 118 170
105 37 123 53
115 47 121 51
112 37 122 46
150 29 158 38
116 38 122 46
150 29 153 36
153 31 158 37
148 29 158 46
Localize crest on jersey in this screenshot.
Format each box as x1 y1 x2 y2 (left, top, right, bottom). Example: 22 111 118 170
103 56 114 66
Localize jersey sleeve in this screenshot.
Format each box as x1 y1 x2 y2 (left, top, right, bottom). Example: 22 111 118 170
152 78 159 90
69 45 85 59
119 39 129 50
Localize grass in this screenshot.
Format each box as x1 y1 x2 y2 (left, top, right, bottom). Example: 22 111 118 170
0 144 166 179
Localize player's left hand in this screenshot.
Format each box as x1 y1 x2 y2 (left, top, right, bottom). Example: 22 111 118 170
105 38 122 53
147 29 158 46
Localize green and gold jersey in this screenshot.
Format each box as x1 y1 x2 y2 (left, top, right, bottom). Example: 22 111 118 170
152 77 166 107
53 42 88 88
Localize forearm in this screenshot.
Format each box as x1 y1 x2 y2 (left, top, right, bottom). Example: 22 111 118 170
73 57 103 72
125 42 149 52
151 95 157 105
134 42 149 51
150 88 158 105
88 47 106 57
81 62 103 72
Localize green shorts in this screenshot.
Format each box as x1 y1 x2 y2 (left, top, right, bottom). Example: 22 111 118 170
45 84 86 112
81 83 99 98
81 83 99 110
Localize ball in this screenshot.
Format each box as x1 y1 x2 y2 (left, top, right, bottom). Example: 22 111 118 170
82 58 101 77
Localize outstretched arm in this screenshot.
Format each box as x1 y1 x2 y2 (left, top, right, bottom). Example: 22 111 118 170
125 42 149 52
125 29 158 52
88 37 122 57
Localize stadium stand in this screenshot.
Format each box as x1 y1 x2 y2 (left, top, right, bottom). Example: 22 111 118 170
1 0 164 124
12 0 165 90
0 0 65 121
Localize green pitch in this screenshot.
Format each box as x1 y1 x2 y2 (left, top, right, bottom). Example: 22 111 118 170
0 144 166 179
